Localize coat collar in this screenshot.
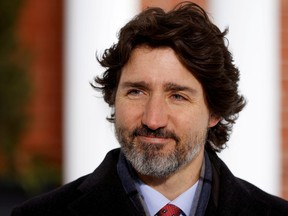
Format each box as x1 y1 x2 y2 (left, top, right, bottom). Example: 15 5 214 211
67 149 142 216
207 150 270 215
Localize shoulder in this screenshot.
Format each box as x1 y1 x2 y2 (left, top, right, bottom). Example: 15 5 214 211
12 148 122 216
11 175 88 216
236 177 288 214
207 150 288 215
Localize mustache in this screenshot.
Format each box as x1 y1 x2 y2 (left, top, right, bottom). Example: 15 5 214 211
132 125 180 143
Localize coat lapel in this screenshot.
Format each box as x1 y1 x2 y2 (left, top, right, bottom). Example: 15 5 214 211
67 181 139 215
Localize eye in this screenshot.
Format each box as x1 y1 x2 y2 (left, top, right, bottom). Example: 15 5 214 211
170 93 187 101
126 89 145 98
128 89 142 95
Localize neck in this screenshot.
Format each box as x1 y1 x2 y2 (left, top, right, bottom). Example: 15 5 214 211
138 150 204 200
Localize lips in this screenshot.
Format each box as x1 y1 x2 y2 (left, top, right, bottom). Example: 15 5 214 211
132 125 180 143
137 135 173 144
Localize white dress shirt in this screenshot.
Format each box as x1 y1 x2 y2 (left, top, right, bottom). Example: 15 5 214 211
136 180 199 216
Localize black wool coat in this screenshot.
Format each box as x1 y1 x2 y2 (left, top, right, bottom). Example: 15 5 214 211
11 148 288 216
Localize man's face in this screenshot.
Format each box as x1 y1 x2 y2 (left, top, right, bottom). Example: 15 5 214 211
114 46 219 178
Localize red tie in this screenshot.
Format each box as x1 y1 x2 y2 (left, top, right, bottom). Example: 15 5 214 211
156 204 181 216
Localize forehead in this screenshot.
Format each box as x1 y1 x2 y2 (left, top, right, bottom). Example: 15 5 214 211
120 46 203 91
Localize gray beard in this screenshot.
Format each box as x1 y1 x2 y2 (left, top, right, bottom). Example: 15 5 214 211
122 142 202 177
115 126 206 178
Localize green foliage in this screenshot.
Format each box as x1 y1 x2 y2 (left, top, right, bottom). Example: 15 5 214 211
0 0 23 56
0 0 61 195
0 0 30 175
20 155 61 196
0 0 32 183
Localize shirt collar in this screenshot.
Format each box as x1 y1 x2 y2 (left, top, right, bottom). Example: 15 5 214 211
136 180 199 216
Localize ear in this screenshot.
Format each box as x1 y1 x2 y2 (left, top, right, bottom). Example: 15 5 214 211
208 115 221 128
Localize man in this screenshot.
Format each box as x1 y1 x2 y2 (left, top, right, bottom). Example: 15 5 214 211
12 2 288 216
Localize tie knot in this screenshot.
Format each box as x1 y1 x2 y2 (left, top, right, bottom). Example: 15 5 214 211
156 204 181 216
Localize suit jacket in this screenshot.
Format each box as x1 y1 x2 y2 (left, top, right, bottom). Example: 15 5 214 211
12 148 288 216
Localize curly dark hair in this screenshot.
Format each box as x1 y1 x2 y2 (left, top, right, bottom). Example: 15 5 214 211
93 2 246 152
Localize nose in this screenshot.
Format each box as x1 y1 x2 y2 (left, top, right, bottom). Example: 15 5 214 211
141 94 169 130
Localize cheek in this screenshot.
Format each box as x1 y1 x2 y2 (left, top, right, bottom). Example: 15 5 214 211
115 105 128 126
175 109 210 132
115 101 143 129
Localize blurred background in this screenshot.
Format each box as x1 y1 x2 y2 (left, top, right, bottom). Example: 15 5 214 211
1 0 288 215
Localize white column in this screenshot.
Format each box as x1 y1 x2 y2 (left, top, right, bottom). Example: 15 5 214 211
209 0 280 195
63 0 139 182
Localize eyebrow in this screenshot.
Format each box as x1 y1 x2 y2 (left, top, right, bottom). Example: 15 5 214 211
120 81 198 94
120 81 150 90
164 82 198 95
